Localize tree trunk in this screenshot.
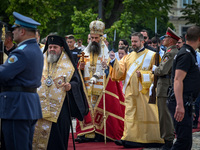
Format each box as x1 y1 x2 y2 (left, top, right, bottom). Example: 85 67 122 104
103 0 124 29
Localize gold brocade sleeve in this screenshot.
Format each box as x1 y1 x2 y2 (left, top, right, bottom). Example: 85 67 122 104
109 56 127 81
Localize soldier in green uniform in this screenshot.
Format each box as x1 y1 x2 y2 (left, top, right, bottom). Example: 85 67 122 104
153 27 180 150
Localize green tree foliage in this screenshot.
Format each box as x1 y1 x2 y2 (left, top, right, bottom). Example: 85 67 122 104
5 0 66 31
71 0 174 50
122 0 174 37
179 0 200 26
71 7 98 45
0 0 175 46
104 11 133 49
41 0 98 38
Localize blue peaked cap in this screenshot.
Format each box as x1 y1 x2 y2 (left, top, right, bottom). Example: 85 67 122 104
12 12 40 29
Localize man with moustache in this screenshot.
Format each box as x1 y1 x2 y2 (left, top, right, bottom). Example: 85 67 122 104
75 20 125 143
109 32 164 148
32 35 88 150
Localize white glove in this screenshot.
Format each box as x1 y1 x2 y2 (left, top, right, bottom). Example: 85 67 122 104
89 77 97 84
149 83 154 96
152 65 157 72
93 72 101 79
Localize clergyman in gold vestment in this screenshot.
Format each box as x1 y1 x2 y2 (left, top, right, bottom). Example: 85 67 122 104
75 20 125 143
32 35 88 150
109 32 164 148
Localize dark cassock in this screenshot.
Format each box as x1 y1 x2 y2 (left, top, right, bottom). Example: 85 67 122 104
33 35 88 150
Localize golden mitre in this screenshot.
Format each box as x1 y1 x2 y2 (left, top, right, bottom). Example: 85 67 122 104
89 20 105 36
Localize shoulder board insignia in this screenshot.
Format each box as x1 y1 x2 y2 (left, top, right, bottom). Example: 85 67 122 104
186 49 191 52
163 56 169 62
17 44 27 50
8 55 18 63
167 49 172 52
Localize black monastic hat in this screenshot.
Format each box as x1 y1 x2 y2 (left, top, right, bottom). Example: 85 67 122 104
43 35 76 67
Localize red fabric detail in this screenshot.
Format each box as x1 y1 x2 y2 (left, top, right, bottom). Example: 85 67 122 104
77 62 79 68
166 31 179 41
192 116 200 133
69 133 143 150
76 79 125 140
167 49 172 52
84 112 92 124
73 117 200 149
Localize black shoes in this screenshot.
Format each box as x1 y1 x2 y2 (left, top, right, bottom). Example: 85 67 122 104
193 123 198 129
114 140 123 146
75 136 85 143
75 134 109 143
75 136 94 143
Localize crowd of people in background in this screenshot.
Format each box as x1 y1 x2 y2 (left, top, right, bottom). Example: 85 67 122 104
0 11 200 150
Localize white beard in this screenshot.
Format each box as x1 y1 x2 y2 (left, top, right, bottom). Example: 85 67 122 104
47 53 59 63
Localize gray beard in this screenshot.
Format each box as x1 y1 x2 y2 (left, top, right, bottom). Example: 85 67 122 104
89 41 101 56
47 53 59 63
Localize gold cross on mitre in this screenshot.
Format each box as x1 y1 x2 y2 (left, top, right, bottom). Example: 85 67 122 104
51 37 54 41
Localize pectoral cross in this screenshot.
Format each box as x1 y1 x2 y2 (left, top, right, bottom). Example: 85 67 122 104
78 52 88 62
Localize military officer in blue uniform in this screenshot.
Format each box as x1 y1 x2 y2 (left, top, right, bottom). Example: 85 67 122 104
0 12 43 150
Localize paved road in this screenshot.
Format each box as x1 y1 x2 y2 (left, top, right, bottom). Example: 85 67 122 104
143 131 200 150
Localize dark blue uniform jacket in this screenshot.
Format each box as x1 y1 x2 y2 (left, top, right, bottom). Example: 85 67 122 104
0 38 44 120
